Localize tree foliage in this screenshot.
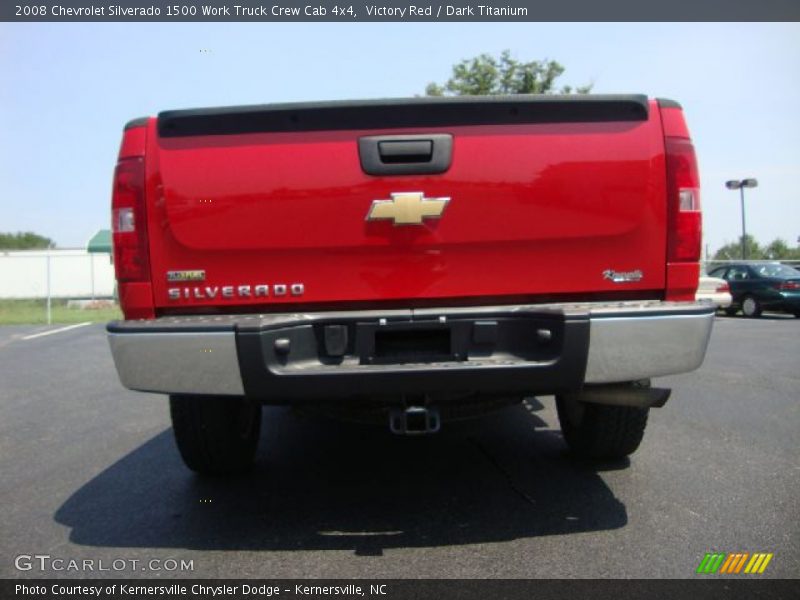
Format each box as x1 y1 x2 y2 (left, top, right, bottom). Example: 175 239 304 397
0 231 55 250
712 235 800 262
425 50 593 97
764 238 797 260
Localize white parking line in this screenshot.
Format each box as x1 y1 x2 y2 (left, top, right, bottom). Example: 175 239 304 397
21 322 92 340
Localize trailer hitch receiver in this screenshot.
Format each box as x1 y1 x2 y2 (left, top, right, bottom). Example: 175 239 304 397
389 406 441 435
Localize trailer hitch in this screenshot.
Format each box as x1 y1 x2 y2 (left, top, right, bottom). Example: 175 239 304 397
389 405 441 435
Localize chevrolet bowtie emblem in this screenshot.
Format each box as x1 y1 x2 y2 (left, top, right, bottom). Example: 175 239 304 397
366 192 450 226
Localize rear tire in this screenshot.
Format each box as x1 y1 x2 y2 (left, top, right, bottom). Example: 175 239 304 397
741 295 762 318
169 394 262 475
556 382 650 460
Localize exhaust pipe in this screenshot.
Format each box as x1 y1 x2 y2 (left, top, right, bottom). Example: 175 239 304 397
389 406 441 435
572 384 671 408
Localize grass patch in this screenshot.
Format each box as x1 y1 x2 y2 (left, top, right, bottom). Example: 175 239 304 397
0 299 122 325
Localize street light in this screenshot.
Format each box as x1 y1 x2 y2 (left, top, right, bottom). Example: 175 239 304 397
725 178 758 259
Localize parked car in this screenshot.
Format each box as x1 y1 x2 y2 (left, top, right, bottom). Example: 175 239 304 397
696 276 732 309
707 263 800 317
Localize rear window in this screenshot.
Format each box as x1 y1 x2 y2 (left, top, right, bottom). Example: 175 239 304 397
752 264 799 279
727 266 750 280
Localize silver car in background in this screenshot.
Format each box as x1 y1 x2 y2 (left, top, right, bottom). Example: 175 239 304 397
696 276 732 309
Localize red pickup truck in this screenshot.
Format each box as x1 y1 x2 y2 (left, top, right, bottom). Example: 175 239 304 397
107 95 714 474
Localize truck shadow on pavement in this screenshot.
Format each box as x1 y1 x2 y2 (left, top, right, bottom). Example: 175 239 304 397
55 400 628 555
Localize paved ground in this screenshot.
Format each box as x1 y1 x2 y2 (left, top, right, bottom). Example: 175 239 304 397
0 315 798 579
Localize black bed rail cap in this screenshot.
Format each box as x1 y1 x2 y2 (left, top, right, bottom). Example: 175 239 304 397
124 116 150 130
656 98 683 109
157 94 650 137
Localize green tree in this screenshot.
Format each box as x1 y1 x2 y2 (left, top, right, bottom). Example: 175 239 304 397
0 231 55 250
764 238 800 260
711 236 800 263
425 50 592 97
712 235 765 261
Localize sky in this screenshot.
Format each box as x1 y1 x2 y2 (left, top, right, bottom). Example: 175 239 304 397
1 22 799 254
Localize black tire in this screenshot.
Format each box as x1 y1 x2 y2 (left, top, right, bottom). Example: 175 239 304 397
723 306 738 317
556 384 650 460
741 295 762 318
169 394 262 475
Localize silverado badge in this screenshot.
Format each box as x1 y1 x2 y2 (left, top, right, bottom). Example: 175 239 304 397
366 192 450 226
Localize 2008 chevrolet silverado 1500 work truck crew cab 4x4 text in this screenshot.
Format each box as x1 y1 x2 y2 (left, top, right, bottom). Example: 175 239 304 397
107 95 714 474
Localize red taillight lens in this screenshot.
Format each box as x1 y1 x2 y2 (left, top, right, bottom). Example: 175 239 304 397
716 282 730 293
665 137 702 263
111 157 150 282
776 281 800 291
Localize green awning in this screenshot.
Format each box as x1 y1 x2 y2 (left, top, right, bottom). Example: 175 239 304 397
87 229 111 253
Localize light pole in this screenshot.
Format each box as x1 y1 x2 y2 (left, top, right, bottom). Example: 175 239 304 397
725 178 758 259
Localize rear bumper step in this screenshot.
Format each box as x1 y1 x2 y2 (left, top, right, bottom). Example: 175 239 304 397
107 301 714 401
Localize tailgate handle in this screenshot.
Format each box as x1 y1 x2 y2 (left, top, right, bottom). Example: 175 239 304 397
378 140 433 163
359 134 452 176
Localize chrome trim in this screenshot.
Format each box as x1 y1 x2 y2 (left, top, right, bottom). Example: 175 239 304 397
584 311 714 383
602 268 643 283
108 331 244 395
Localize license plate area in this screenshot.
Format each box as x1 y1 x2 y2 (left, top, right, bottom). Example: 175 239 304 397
354 315 565 366
357 321 458 365
374 327 452 363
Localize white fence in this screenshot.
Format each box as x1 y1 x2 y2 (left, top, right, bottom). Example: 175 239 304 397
0 249 116 299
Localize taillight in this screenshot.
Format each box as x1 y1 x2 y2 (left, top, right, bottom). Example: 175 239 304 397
665 137 702 263
716 282 730 293
775 281 800 291
111 157 150 282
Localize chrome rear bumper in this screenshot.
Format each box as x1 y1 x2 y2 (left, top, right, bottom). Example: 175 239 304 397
584 309 714 383
107 301 714 398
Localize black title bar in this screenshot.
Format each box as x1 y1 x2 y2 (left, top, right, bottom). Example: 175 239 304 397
3 0 800 22
3 579 798 600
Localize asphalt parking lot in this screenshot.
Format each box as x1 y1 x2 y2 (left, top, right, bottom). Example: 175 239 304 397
0 315 798 579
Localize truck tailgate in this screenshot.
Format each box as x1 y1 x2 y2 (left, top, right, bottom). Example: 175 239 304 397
145 95 667 311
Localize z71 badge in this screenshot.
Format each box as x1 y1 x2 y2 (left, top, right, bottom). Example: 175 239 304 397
167 270 205 282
